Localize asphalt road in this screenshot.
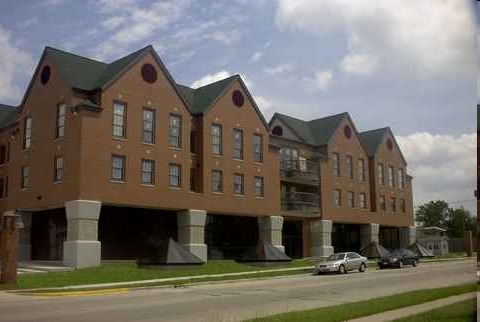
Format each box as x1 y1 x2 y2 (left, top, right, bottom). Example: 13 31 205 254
0 260 475 322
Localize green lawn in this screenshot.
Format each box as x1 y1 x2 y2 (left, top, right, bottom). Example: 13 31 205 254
243 283 476 322
393 299 476 322
2 259 315 290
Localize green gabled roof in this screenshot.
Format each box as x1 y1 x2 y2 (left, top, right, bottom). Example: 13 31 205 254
272 112 348 146
46 45 150 91
176 75 237 114
46 47 107 91
359 127 389 157
0 104 19 128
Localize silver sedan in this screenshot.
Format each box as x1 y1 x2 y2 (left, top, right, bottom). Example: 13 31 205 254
315 252 368 274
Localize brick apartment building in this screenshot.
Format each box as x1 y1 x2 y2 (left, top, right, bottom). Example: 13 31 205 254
0 46 415 268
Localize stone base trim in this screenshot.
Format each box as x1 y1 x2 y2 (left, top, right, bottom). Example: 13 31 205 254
63 240 101 269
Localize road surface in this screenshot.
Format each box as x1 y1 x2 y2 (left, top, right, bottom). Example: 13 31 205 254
0 260 475 322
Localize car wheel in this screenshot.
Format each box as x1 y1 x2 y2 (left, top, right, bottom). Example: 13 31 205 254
413 260 418 267
398 261 404 269
359 263 366 272
339 265 346 274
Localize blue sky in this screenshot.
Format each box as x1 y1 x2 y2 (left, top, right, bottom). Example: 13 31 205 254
0 0 477 214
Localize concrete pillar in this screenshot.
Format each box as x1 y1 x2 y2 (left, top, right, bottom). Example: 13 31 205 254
399 226 416 248
258 216 285 252
177 209 207 262
18 212 31 261
361 223 379 249
310 219 334 258
63 200 101 269
1 211 23 285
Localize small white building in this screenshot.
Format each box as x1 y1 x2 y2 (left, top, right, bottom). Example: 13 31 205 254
416 227 449 256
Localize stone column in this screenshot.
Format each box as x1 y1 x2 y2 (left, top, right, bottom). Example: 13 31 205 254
63 200 101 269
18 212 31 261
177 210 207 262
258 216 285 252
310 219 334 258
399 226 416 248
360 223 379 249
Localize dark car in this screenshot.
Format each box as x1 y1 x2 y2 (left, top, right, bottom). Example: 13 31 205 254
378 248 419 269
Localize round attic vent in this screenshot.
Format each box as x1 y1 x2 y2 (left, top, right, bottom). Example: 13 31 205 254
387 138 393 150
344 125 352 139
232 90 244 107
40 65 51 85
272 126 283 136
141 63 157 84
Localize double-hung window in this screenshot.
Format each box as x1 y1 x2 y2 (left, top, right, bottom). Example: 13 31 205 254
400 199 406 213
398 168 405 189
253 134 263 162
390 197 396 212
358 158 365 181
346 156 353 180
212 124 222 155
23 117 32 149
169 164 181 188
54 156 63 182
212 170 223 192
21 165 29 189
56 104 66 139
348 191 354 208
333 189 341 207
112 102 126 138
254 176 264 197
110 155 125 181
360 193 367 209
142 108 155 144
233 129 243 160
380 195 386 211
169 114 181 148
388 166 395 187
141 159 155 185
378 163 384 185
333 153 340 176
233 174 244 195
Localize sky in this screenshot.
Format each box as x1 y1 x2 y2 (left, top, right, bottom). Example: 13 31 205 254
0 0 477 215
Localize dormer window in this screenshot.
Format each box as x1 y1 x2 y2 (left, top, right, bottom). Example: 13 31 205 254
272 126 283 136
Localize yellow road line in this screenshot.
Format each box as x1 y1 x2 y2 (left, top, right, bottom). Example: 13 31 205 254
28 288 130 297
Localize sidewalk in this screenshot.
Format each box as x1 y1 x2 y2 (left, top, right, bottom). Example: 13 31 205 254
349 292 476 322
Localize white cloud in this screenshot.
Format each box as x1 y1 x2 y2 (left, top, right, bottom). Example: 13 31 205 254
276 0 476 77
250 51 262 63
0 24 35 103
190 71 232 88
397 132 477 215
303 69 333 92
477 28 480 100
340 53 379 75
253 96 273 118
264 63 295 75
40 0 67 7
101 16 126 30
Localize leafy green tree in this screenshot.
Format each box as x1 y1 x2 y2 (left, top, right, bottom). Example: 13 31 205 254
415 200 450 228
446 207 477 238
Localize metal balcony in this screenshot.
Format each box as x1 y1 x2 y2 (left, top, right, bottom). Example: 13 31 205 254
280 159 319 185
281 191 319 215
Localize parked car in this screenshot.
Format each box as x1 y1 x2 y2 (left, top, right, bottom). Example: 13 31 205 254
315 252 368 274
378 248 419 269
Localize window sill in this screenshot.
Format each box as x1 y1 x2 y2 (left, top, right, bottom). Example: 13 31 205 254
141 183 155 187
109 180 125 184
168 186 181 191
253 162 264 166
189 191 202 195
213 154 222 158
111 136 127 142
53 181 62 185
141 142 155 146
212 191 224 195
21 188 29 192
233 158 244 162
234 194 245 198
22 149 30 153
169 146 182 151
53 137 65 143
254 196 265 200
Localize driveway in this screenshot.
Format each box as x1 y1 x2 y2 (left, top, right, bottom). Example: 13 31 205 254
0 260 475 322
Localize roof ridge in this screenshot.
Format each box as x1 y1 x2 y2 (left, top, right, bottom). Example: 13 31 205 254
359 127 390 135
274 112 307 123
107 45 151 65
307 112 348 124
45 46 107 65
192 74 238 90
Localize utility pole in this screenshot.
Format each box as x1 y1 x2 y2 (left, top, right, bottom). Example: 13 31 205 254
0 211 24 286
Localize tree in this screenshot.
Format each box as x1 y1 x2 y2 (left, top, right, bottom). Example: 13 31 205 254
415 200 450 228
446 207 477 238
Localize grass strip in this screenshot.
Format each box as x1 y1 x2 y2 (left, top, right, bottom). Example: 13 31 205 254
392 299 476 322
1 259 315 290
243 283 476 322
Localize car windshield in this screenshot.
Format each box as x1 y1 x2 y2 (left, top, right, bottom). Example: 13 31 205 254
327 253 345 261
390 249 403 256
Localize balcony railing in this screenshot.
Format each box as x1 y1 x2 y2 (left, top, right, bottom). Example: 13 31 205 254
281 191 319 214
280 159 319 184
